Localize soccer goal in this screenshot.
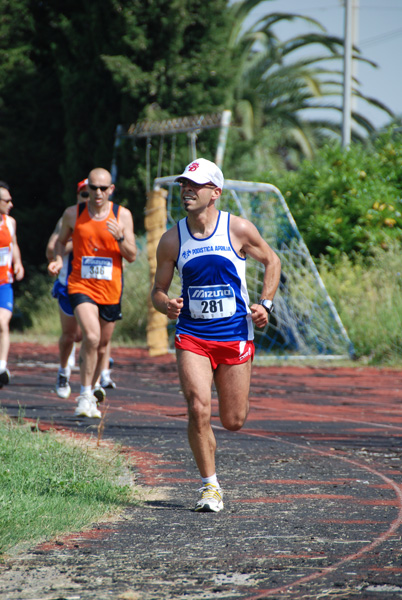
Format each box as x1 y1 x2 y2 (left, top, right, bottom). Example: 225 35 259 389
152 177 354 360
113 111 233 356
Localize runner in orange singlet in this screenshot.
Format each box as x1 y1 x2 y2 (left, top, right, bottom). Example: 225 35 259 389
48 168 136 418
68 200 124 304
46 179 117 399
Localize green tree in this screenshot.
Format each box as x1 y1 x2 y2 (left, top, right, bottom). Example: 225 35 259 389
225 0 393 174
0 0 236 272
0 0 65 271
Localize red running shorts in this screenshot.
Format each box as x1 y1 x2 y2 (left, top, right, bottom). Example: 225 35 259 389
175 333 255 370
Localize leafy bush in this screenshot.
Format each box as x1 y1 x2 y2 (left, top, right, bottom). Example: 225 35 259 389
320 243 402 364
271 126 402 262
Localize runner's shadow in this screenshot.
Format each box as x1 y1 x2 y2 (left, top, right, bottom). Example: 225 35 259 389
145 500 186 510
4 383 52 388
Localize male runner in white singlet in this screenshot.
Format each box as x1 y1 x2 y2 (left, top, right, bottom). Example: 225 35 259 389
152 158 281 512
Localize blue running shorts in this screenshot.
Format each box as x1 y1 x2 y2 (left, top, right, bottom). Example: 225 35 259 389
51 280 74 317
0 283 14 313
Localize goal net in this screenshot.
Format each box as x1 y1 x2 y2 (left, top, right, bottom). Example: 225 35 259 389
152 177 354 360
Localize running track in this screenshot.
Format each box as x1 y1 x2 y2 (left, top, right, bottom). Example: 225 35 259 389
1 342 402 599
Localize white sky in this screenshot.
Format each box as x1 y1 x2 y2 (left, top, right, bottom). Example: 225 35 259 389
240 0 402 129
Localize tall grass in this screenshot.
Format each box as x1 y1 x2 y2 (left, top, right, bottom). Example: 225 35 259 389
0 411 136 556
320 243 402 364
114 239 150 343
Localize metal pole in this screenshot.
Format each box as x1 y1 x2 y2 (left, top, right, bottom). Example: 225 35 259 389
189 131 197 160
342 0 353 148
352 0 359 111
110 124 123 184
215 110 232 168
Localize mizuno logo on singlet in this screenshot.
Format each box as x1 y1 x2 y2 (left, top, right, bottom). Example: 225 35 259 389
190 287 234 299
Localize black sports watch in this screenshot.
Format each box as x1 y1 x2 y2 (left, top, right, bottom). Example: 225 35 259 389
259 299 274 314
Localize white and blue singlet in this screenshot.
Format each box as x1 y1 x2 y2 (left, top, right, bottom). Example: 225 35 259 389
176 210 253 342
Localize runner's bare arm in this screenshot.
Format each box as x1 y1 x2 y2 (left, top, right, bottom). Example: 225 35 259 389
151 227 183 319
10 217 24 281
106 206 136 263
231 215 281 327
47 206 75 276
46 218 62 262
46 218 73 261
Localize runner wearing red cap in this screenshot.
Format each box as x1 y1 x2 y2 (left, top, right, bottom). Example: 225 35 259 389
46 179 88 398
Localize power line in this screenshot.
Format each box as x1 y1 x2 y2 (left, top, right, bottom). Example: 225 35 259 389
360 26 402 47
282 4 402 10
361 6 402 9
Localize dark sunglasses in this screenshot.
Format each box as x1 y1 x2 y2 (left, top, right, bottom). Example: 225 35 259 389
88 184 110 192
178 180 216 190
79 191 89 198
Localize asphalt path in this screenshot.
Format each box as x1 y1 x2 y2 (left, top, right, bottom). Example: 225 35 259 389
1 342 402 599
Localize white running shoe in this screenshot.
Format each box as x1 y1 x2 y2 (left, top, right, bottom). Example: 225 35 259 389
100 370 116 389
74 393 101 418
194 484 224 513
56 372 71 399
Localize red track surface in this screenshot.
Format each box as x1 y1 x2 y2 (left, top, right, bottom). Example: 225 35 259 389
1 342 402 599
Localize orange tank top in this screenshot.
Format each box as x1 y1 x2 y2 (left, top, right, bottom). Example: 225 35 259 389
68 202 123 305
0 215 14 285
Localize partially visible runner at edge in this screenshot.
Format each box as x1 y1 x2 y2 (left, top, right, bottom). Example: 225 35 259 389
152 158 281 512
0 181 24 388
48 168 136 418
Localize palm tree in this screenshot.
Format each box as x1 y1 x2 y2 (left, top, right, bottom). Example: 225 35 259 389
227 0 393 170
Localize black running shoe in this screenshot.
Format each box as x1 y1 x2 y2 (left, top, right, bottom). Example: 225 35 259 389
0 368 10 388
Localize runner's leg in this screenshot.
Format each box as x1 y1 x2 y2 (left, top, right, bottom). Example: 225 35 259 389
73 302 101 388
92 319 115 388
58 308 80 369
99 339 115 388
176 348 216 478
214 359 251 431
0 307 12 363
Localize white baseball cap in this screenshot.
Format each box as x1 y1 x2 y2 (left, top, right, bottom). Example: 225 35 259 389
175 158 224 189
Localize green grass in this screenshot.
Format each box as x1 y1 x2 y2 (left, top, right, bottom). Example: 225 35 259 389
0 412 137 557
320 243 402 365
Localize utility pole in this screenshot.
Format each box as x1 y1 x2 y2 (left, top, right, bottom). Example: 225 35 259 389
342 0 353 148
352 0 359 111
